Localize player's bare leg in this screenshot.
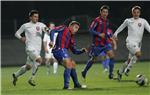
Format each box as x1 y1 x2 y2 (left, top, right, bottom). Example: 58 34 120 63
28 57 42 86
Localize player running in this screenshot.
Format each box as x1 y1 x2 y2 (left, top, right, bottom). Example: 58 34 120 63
81 5 117 80
113 6 150 81
12 10 47 86
49 21 87 89
43 22 58 75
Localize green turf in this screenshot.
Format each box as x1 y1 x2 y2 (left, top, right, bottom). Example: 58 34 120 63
1 62 150 95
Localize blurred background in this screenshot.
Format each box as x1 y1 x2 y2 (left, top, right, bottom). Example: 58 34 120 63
1 1 150 66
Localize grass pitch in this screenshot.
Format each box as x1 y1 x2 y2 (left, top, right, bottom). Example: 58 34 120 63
1 62 150 95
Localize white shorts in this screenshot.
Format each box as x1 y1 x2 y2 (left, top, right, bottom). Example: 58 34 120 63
126 42 141 55
45 49 55 59
26 49 41 64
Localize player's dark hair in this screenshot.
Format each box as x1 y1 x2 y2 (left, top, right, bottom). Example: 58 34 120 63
100 5 110 12
69 21 80 26
29 10 39 17
132 6 141 12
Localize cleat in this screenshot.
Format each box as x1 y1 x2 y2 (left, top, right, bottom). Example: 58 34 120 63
81 71 86 80
74 84 82 89
109 74 114 79
12 73 18 86
124 69 130 76
28 79 36 86
117 70 122 81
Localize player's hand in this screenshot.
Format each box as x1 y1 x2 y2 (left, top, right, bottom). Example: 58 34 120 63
49 41 53 48
113 35 118 41
81 48 88 53
43 27 49 32
20 37 26 43
99 33 105 38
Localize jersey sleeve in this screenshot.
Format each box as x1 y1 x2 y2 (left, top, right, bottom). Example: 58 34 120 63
89 19 101 36
50 25 65 42
114 19 128 37
69 37 85 55
144 19 150 33
43 33 48 42
15 24 25 39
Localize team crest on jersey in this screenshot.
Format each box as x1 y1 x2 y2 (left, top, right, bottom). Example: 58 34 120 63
36 26 40 31
138 23 142 27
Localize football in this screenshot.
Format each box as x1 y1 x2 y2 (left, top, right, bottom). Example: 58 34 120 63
135 74 149 86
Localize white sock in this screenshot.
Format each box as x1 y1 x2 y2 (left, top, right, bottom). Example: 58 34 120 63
45 60 50 74
30 62 40 80
125 56 137 71
15 65 27 78
53 62 58 74
119 62 128 74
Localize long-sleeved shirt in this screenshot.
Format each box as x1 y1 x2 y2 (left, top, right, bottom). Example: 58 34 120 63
50 25 84 54
114 18 150 43
15 21 46 51
89 16 112 47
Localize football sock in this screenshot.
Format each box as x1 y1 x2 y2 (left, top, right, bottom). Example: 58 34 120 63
71 68 80 87
53 62 58 74
82 57 94 76
109 58 115 75
64 68 71 88
15 65 27 78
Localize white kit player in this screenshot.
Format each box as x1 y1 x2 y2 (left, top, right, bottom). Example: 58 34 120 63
43 22 58 75
113 6 150 81
12 10 47 86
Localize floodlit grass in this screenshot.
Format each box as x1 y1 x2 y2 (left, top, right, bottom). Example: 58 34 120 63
1 62 150 95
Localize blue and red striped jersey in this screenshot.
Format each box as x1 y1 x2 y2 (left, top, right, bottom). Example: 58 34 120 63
89 16 112 47
50 25 84 54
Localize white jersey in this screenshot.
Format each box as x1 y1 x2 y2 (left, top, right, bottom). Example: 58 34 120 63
43 31 58 51
114 18 150 43
15 21 46 51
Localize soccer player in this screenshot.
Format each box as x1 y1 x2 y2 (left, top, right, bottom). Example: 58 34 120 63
12 10 47 86
81 5 117 80
43 22 58 75
49 21 87 89
113 6 150 81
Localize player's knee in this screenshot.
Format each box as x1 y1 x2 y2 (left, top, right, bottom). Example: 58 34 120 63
36 58 42 64
26 64 31 70
72 60 76 68
63 59 72 69
135 52 141 58
107 51 115 58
